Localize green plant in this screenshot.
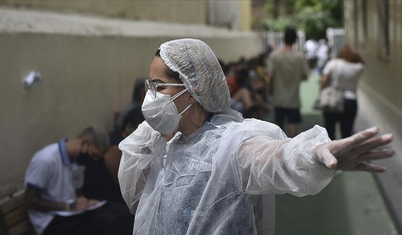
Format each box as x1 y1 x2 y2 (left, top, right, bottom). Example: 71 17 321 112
260 0 343 38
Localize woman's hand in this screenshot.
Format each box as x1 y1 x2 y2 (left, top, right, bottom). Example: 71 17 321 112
313 127 394 172
163 130 178 141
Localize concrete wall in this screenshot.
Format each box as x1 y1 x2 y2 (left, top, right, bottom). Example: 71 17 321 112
207 0 252 31
209 0 240 30
0 8 263 198
344 0 402 155
344 2 402 230
1 0 253 31
0 0 209 25
239 0 252 31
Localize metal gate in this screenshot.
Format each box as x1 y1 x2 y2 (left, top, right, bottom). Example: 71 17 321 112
326 28 345 58
263 30 305 52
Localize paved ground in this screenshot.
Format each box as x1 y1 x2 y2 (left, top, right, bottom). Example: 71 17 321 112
265 73 398 235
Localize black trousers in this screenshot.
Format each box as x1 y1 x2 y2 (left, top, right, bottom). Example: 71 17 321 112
43 201 133 235
323 99 358 140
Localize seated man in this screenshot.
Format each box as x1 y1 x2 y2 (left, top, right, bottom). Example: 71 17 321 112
84 107 145 192
81 108 145 234
23 126 122 235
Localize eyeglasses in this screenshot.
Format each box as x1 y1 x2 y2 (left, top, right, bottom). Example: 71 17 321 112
145 80 185 99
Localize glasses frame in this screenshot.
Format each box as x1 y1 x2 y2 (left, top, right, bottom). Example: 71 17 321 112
145 80 185 99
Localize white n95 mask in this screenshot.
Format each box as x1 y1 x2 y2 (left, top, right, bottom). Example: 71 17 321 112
141 89 192 135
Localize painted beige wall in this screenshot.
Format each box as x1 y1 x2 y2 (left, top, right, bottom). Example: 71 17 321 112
239 0 252 31
208 0 240 29
344 0 402 154
1 1 208 24
0 9 262 198
1 0 255 31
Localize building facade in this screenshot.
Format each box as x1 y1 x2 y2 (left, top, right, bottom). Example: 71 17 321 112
344 0 402 232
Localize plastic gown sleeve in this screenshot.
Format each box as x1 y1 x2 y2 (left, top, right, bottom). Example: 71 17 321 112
118 121 167 214
234 121 338 196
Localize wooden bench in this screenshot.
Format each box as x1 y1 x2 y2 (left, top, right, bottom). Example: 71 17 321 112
0 189 35 235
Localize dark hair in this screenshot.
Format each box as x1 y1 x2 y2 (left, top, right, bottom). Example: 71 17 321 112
132 78 146 102
236 68 249 86
248 58 259 70
284 27 297 45
218 59 228 75
155 49 182 83
79 126 110 153
123 107 144 130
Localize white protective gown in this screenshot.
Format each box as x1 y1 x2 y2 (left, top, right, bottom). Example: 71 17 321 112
118 109 337 235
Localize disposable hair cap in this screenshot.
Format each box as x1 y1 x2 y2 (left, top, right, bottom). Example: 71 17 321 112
159 38 231 113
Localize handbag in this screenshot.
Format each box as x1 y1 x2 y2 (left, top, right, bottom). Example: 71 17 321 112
319 86 344 113
314 63 344 113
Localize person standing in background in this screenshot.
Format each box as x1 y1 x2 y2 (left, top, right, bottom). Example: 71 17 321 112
304 36 319 72
316 38 331 75
320 45 365 140
268 27 309 137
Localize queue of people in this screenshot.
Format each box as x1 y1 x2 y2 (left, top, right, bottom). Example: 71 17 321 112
23 35 389 235
222 52 272 120
224 27 308 137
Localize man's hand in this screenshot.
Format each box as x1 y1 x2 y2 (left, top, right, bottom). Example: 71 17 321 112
88 199 100 207
70 197 90 211
24 187 76 212
313 127 394 172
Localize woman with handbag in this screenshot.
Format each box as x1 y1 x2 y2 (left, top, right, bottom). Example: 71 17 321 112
320 45 365 139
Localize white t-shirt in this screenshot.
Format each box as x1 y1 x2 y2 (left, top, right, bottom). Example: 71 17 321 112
304 40 318 60
316 44 329 61
24 139 84 235
316 44 329 68
322 58 364 100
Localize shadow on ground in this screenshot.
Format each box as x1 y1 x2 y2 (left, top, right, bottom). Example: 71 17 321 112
275 176 352 235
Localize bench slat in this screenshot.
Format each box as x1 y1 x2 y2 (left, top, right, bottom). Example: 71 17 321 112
0 192 24 214
1 189 34 235
8 219 32 235
4 207 28 227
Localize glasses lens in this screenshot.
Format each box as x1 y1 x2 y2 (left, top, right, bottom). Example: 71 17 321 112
145 80 156 99
145 80 150 91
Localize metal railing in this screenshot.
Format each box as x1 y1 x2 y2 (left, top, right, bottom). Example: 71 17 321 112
326 28 345 58
262 28 345 59
263 30 305 52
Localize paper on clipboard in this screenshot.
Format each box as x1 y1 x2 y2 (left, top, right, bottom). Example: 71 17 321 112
53 200 107 217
